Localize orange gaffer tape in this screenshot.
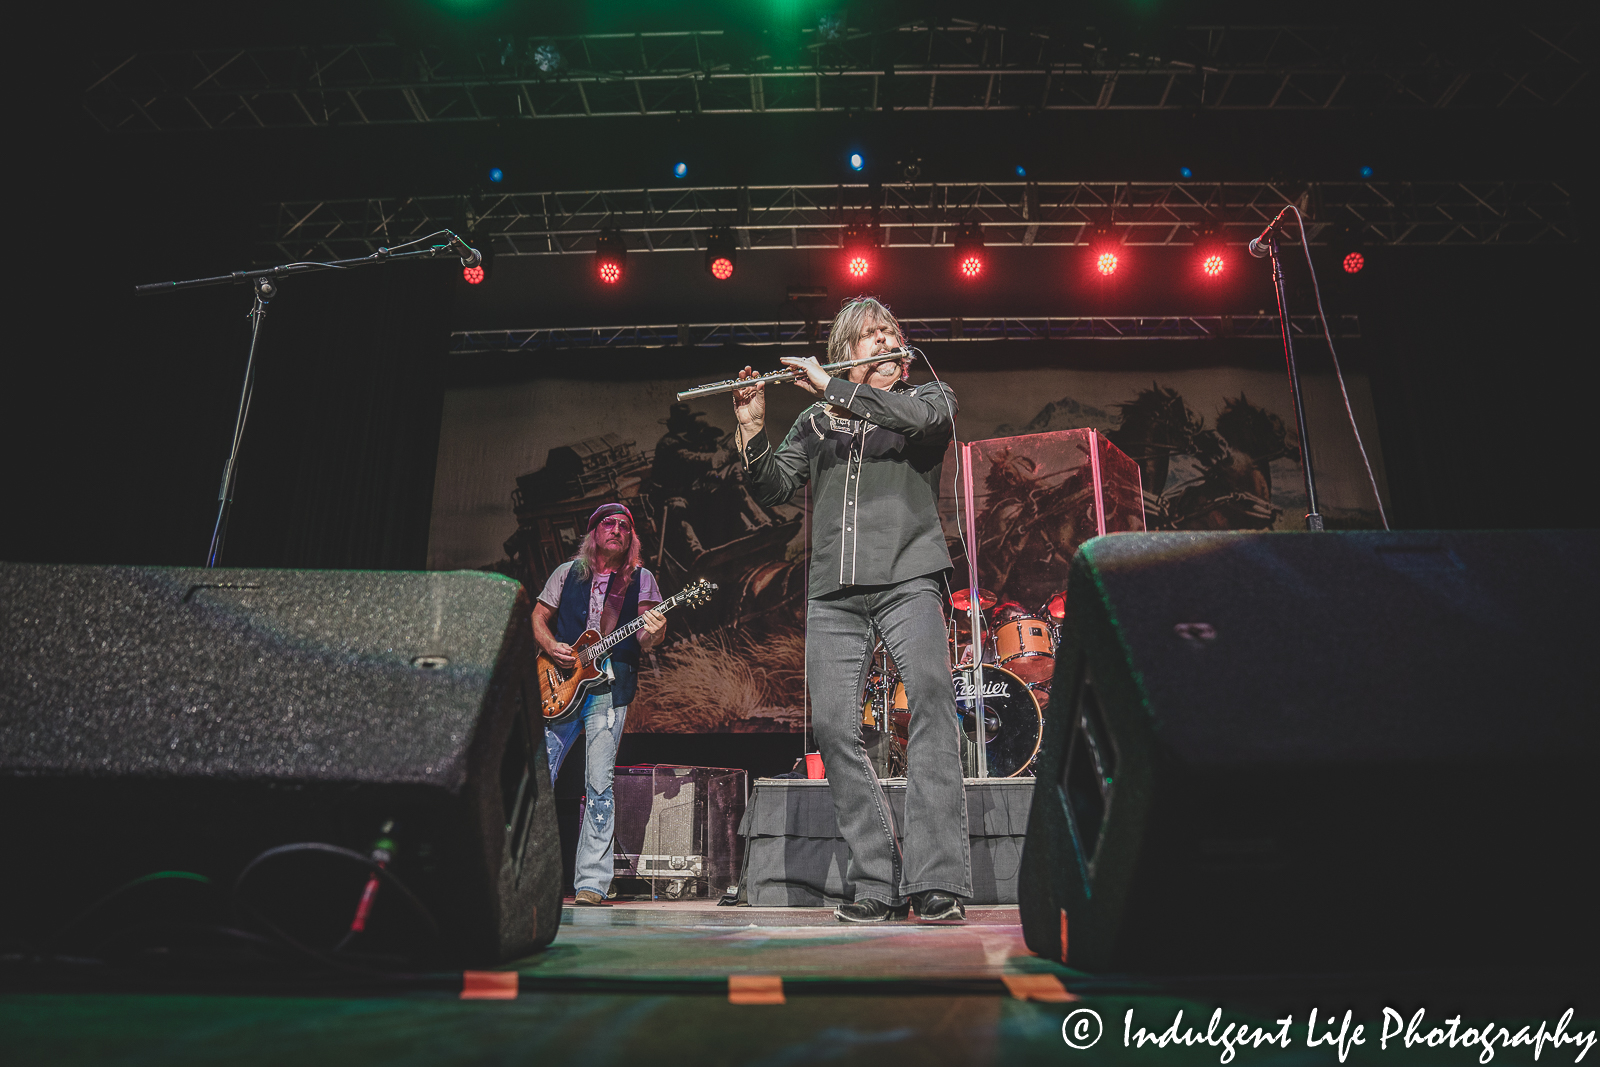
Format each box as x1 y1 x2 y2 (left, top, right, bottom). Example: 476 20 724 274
1001 974 1077 1003
728 974 786 1005
460 971 520 1000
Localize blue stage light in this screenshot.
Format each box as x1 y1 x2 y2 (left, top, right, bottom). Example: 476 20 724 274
1180 166 1193 178
1360 165 1374 178
673 162 688 179
849 153 864 172
488 167 504 183
1015 165 1027 177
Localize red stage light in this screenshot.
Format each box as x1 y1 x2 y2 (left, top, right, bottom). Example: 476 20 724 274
1343 251 1365 274
1202 252 1225 277
462 265 484 284
709 256 735 280
952 223 986 281
595 229 627 285
847 254 871 278
1096 251 1119 276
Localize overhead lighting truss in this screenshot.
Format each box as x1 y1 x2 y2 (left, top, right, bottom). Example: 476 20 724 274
85 21 1589 131
450 315 1358 353
261 180 1574 264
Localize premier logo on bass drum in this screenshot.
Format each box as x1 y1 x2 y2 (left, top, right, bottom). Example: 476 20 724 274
954 677 1011 700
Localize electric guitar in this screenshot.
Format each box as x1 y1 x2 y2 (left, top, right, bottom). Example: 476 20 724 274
536 577 716 724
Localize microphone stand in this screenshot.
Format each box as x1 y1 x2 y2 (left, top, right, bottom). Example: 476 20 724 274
136 234 476 567
1264 232 1325 532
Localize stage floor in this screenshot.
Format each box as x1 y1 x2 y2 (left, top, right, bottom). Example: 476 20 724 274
544 899 1036 981
5 900 1594 1066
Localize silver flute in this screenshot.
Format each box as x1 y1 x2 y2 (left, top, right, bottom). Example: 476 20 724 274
675 348 918 402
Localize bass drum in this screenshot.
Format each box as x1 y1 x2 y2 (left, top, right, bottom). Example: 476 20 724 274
889 666 1041 779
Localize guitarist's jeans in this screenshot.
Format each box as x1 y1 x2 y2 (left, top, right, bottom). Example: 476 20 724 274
545 689 627 897
808 575 973 905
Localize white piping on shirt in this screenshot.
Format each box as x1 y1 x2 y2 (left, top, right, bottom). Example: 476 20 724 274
838 422 853 585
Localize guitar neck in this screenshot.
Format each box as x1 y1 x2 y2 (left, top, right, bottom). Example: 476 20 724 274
582 589 687 663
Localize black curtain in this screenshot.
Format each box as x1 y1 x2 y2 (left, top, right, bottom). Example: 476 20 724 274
221 261 454 571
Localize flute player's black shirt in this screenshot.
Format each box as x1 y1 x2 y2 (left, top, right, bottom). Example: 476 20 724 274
741 376 957 599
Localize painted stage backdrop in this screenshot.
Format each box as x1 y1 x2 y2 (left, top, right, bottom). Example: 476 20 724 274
428 352 1389 732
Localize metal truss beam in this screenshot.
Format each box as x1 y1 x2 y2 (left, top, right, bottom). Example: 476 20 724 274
450 314 1359 353
86 21 1590 131
264 181 1574 263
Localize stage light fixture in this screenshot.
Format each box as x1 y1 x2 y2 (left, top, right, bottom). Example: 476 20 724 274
1084 224 1122 277
1015 165 1027 177
952 223 985 279
841 225 878 278
849 152 865 172
463 265 484 284
1180 166 1194 179
705 228 737 281
488 167 504 183
595 230 627 285
533 43 563 73
1360 165 1374 178
1324 222 1369 277
673 162 688 179
1193 224 1228 278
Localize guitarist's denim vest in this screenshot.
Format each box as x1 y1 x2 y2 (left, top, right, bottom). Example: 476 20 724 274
554 565 642 708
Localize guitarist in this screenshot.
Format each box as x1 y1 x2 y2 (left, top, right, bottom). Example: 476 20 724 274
532 502 667 907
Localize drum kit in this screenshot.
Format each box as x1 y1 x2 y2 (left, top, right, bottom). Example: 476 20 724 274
860 587 1069 779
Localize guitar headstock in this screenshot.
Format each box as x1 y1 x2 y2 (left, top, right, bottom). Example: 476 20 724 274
680 578 718 609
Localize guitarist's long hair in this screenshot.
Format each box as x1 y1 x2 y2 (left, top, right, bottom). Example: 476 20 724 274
571 528 641 584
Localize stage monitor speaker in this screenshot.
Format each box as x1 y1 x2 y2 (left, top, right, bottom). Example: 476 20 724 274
0 564 561 965
1019 530 1600 973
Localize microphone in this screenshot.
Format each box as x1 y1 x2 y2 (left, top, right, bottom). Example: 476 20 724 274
1248 207 1295 259
443 230 483 268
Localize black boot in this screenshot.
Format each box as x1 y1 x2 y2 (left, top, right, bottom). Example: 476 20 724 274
910 890 967 922
834 898 911 923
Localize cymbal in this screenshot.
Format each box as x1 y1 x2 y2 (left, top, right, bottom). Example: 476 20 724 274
1045 592 1067 621
949 587 997 612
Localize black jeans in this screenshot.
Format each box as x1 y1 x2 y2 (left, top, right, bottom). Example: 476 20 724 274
807 574 972 903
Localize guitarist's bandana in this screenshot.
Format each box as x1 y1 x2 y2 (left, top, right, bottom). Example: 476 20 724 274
588 503 633 532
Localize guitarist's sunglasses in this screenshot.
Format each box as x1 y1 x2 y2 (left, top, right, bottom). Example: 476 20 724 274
596 517 634 532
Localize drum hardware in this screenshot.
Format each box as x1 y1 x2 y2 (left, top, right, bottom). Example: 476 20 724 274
960 709 1003 737
1044 591 1068 645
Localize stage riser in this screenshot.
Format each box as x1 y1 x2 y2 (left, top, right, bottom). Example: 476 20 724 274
742 779 1031 906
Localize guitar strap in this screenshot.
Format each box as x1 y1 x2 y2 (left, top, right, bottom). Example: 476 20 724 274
597 568 633 647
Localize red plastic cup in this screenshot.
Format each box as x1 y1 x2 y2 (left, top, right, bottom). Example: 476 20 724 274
804 752 826 779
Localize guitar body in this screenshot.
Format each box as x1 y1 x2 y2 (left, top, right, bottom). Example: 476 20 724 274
536 629 607 725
